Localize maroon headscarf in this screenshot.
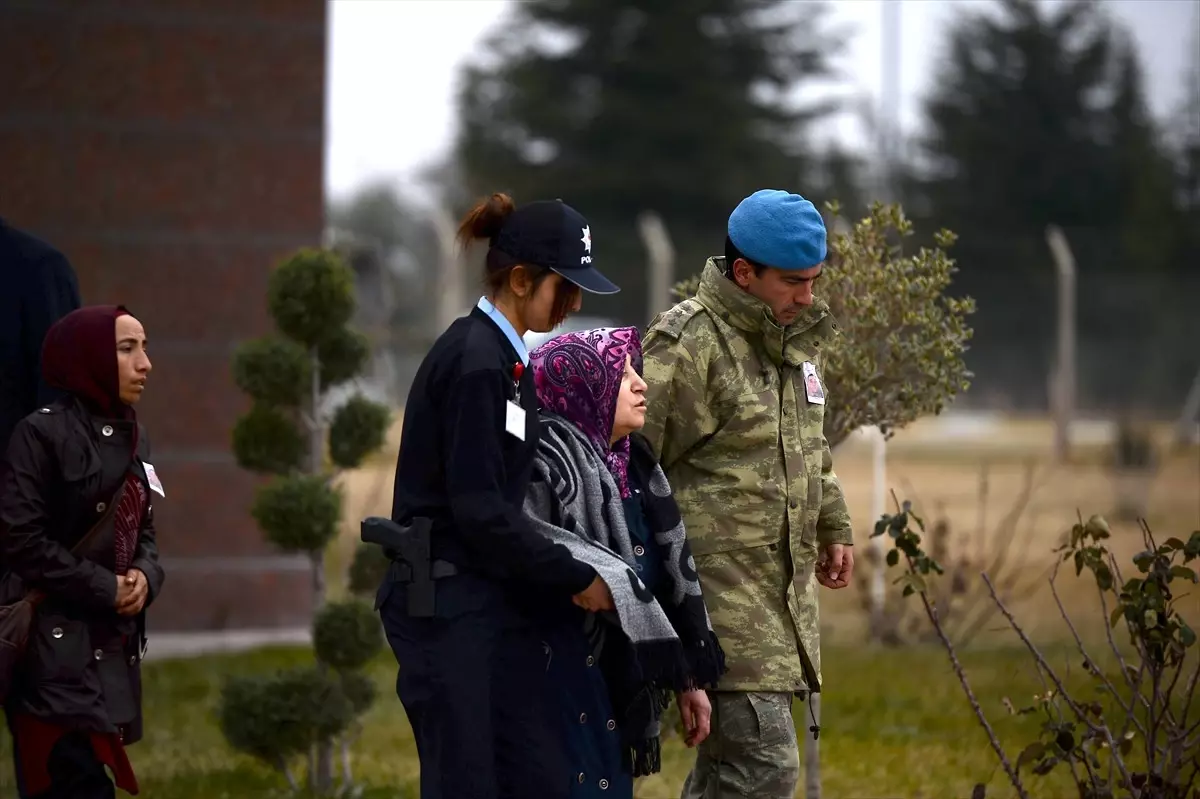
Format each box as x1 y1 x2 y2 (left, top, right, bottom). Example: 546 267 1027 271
41 304 133 419
42 304 145 572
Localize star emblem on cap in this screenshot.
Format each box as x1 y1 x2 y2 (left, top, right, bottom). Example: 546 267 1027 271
581 225 592 253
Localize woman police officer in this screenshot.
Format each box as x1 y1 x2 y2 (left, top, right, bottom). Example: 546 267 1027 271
377 193 621 799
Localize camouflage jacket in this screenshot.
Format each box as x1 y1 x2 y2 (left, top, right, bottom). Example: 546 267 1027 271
641 257 854 693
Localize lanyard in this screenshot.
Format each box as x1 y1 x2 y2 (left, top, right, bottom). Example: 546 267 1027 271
511 361 524 403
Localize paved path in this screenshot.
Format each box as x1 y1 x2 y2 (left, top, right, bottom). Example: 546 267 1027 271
143 627 311 661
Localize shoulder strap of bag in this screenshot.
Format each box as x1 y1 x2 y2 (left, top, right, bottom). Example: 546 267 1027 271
16 479 129 607
69 479 128 557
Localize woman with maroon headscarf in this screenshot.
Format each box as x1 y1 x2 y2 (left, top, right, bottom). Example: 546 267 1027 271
0 305 165 798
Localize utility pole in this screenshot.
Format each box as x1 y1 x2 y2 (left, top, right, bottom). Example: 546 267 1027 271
807 5 902 798
877 0 903 202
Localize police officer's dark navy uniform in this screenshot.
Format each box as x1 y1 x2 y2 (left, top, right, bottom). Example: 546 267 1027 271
375 195 620 799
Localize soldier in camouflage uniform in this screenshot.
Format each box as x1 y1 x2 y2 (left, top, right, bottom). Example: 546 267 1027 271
641 190 855 798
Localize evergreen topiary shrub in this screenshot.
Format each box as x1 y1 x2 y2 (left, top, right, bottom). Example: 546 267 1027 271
218 246 392 795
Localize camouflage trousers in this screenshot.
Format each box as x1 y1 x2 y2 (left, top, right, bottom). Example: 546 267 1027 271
679 691 800 799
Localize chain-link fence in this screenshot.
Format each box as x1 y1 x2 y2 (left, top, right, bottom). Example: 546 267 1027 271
944 228 1198 416
371 222 1198 419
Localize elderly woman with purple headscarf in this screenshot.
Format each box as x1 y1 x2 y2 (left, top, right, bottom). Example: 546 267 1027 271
524 326 726 797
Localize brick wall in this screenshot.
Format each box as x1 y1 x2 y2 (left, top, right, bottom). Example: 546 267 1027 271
0 0 328 630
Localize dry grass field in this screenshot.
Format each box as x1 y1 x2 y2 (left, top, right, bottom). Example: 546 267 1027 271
827 418 1200 642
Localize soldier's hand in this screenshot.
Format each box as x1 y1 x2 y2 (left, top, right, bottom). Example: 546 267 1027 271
817 544 853 589
677 688 712 747
572 575 615 612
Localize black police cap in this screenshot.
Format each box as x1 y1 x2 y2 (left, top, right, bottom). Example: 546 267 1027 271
492 199 619 295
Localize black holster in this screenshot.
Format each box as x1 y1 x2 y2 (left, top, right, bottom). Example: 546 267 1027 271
361 516 456 618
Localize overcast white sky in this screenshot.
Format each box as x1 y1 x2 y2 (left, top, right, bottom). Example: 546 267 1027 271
323 0 1198 204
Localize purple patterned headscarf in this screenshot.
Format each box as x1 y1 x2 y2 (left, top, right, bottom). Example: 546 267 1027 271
530 326 644 498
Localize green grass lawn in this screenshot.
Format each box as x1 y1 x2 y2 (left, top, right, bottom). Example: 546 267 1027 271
1 638 1152 798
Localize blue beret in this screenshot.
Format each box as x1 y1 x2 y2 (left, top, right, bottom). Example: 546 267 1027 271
727 189 827 270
